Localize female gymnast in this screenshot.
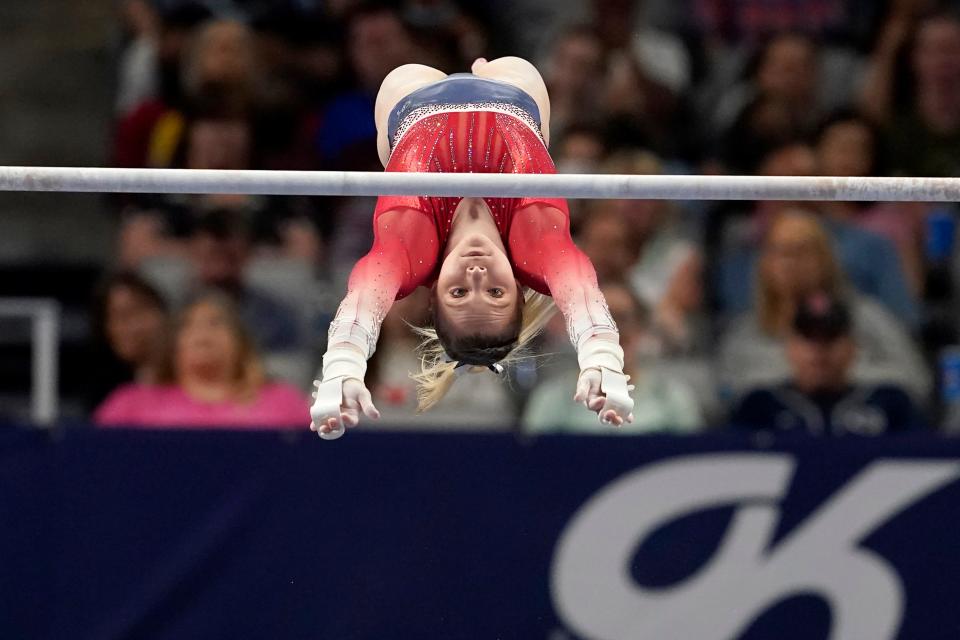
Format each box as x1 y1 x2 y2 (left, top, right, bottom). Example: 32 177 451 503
310 57 635 439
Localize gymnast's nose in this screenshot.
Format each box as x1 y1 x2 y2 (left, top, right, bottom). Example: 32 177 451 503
467 265 486 284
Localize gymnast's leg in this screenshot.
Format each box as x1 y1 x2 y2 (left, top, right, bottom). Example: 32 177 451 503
374 64 448 167
470 56 552 147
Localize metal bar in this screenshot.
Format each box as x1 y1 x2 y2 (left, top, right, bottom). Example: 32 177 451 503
0 166 959 201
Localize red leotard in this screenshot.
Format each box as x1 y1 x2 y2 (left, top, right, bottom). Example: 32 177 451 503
327 109 616 357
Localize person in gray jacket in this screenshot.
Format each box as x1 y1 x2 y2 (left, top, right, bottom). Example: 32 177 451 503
718 209 930 405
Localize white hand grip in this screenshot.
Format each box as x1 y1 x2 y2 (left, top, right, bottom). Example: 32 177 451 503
310 378 345 440
597 368 634 424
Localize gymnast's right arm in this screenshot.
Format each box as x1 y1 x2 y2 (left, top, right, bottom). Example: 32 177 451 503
310 207 438 438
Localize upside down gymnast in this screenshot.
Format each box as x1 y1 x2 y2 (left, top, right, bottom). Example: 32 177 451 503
310 56 635 439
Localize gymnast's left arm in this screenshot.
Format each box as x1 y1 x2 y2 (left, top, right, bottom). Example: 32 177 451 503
510 204 635 425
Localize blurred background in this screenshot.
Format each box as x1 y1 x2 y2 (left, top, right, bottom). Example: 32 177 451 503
6 2 960 639
3 0 960 436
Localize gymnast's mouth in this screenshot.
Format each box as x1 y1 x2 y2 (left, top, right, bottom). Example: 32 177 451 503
463 250 490 257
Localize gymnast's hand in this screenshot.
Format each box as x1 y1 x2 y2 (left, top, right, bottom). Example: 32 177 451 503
574 368 635 427
310 377 380 440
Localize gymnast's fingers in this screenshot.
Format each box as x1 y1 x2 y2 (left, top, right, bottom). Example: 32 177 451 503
341 408 361 428
574 374 596 404
603 410 623 427
588 395 605 412
358 389 381 420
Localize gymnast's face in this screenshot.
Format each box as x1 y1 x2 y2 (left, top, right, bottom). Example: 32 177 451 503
435 234 520 336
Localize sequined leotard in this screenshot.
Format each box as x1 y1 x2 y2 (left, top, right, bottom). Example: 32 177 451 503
328 75 617 357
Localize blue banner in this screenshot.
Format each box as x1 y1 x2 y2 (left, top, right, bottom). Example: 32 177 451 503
1 427 959 639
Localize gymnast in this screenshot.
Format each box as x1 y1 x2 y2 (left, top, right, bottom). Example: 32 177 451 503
310 57 635 439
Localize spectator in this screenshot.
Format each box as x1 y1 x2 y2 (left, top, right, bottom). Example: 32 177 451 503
86 271 169 411
554 123 608 175
598 150 708 356
714 33 823 172
114 1 213 115
541 26 607 140
590 0 696 158
731 293 926 434
814 110 928 296
715 143 919 327
95 292 308 428
117 104 322 268
123 206 311 356
185 208 305 352
718 210 930 402
314 3 419 169
553 123 608 226
576 208 636 286
250 11 343 171
860 7 960 177
523 282 704 434
113 17 265 169
592 0 692 98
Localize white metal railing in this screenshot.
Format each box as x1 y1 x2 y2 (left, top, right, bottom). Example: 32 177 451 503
0 298 59 426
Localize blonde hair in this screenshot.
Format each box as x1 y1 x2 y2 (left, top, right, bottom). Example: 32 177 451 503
410 289 556 412
159 291 266 402
757 210 843 335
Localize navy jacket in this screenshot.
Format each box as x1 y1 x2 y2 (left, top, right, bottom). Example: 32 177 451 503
730 383 926 435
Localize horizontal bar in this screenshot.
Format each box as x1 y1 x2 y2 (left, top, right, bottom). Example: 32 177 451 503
0 166 959 201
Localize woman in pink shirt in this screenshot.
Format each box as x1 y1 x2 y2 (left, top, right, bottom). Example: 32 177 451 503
95 292 309 428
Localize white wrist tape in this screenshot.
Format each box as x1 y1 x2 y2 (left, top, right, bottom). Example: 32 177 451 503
597 369 633 424
327 322 374 358
577 335 625 373
321 347 367 382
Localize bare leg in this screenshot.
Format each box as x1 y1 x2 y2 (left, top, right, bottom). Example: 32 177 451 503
470 57 551 147
375 64 447 167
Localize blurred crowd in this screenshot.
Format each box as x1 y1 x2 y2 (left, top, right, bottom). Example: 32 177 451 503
76 0 960 434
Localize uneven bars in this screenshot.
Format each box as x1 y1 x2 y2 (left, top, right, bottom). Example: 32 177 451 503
1 166 959 201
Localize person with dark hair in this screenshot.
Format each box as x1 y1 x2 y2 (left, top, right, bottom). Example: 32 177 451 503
187 208 304 352
730 293 927 435
541 25 607 141
860 8 960 177
314 3 420 168
814 109 928 296
95 292 308 428
713 32 822 172
310 57 635 438
86 271 169 411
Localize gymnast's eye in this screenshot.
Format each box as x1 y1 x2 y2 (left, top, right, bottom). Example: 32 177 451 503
488 288 504 298
450 288 467 298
